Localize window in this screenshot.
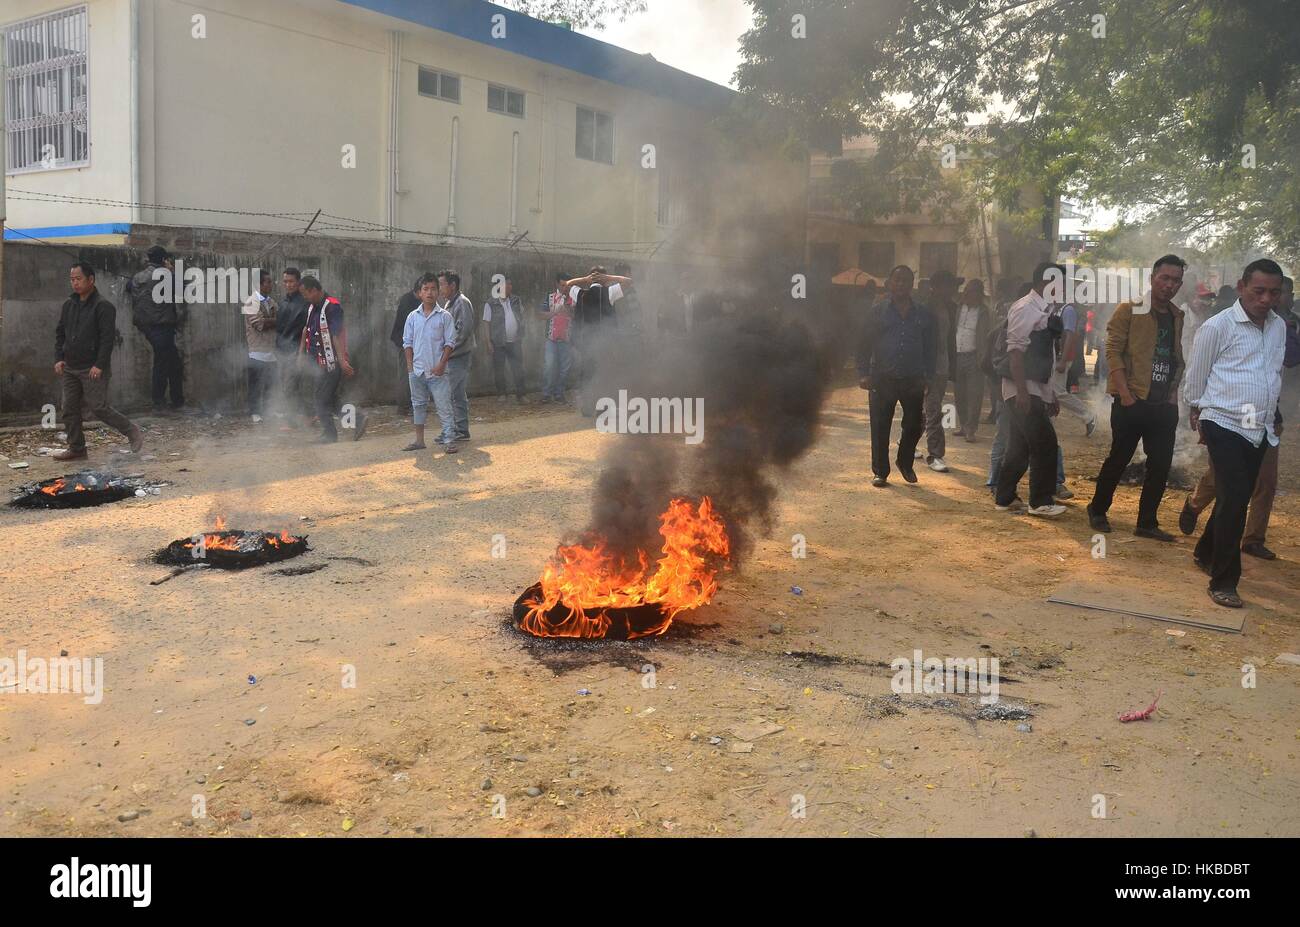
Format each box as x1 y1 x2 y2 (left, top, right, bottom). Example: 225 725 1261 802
858 241 895 279
418 67 460 103
919 242 958 280
657 164 686 226
3 5 90 174
575 105 613 164
487 84 525 118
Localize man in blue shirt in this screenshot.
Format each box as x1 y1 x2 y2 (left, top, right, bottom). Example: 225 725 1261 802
402 273 457 454
856 265 937 486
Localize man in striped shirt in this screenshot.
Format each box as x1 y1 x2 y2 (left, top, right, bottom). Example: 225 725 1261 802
1183 259 1288 608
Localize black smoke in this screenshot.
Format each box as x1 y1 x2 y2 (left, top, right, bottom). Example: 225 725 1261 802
574 309 832 569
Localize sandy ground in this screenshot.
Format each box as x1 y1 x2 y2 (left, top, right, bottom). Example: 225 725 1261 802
1 377 1298 838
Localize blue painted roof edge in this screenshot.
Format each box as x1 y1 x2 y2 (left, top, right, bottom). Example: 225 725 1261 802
337 0 735 109
5 222 131 241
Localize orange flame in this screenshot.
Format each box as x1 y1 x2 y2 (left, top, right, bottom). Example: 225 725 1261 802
521 497 730 639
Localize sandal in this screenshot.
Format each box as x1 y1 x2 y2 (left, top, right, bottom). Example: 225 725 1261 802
401 442 427 452
1208 588 1243 609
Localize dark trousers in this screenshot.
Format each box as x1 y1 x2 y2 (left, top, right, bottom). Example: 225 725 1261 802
1090 397 1178 527
491 341 527 398
995 396 1059 508
954 352 983 436
313 364 343 439
1195 421 1268 592
868 375 926 479
143 323 184 407
395 345 412 411
247 358 274 416
986 374 1003 421
62 368 135 451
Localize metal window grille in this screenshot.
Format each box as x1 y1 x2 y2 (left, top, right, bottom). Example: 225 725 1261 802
4 5 90 174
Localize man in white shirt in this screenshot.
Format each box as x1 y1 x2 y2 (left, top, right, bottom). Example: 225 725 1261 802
993 262 1066 517
483 276 528 403
1183 258 1287 608
403 273 457 453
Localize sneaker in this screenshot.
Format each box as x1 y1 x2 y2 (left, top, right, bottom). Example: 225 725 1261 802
1028 504 1067 518
1178 499 1199 535
1242 542 1277 560
898 465 919 484
251 414 263 424
1208 587 1244 609
1086 505 1111 533
1085 418 1097 437
913 449 924 460
1134 525 1175 542
994 497 1026 513
1055 483 1074 500
455 434 471 443
54 448 88 461
927 457 949 473
871 476 889 488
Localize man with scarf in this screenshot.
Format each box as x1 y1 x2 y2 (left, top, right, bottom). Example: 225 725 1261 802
300 276 367 443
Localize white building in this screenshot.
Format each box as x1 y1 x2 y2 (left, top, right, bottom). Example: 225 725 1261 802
3 0 803 262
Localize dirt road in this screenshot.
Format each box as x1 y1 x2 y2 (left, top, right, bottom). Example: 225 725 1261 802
2 387 1297 837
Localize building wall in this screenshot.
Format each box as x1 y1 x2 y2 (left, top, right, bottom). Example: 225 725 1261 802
3 0 133 233
5 0 800 267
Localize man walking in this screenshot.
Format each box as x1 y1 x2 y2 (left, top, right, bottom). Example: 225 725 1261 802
127 244 185 412
1183 259 1287 608
402 273 457 454
276 267 310 422
1086 255 1187 539
922 270 960 472
856 265 936 486
483 276 528 403
993 263 1066 517
54 263 143 460
1180 274 1299 561
241 271 278 424
300 276 367 444
439 271 477 443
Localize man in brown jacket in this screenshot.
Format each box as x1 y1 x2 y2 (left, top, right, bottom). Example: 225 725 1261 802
1086 254 1186 540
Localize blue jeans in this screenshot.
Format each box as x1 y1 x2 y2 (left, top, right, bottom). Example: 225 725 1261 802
988 401 1065 489
409 371 454 443
447 353 472 439
543 339 572 400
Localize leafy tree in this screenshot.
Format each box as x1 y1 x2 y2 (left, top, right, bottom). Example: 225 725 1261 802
736 0 1300 262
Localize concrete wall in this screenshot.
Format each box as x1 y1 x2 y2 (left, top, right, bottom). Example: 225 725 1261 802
0 224 718 417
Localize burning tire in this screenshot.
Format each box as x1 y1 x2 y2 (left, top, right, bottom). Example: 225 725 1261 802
513 582 673 641
11 472 142 509
155 529 310 570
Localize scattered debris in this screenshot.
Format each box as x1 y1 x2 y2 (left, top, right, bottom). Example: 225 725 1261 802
729 742 754 754
8 462 29 470
1166 628 1186 638
730 719 784 740
1015 722 1032 733
975 703 1033 721
1275 653 1300 667
1119 691 1162 723
790 586 803 596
